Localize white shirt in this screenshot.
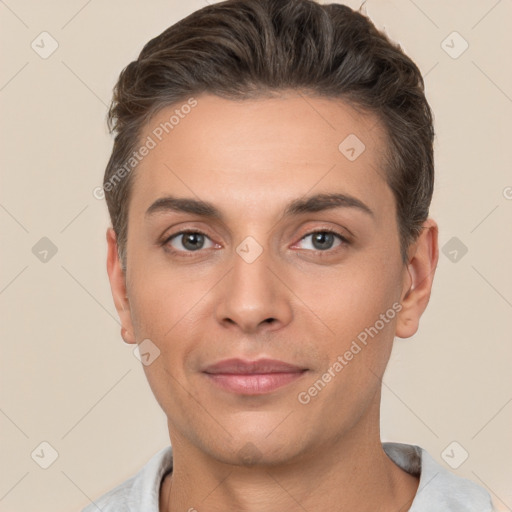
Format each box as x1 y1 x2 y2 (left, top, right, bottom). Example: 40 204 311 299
82 442 495 511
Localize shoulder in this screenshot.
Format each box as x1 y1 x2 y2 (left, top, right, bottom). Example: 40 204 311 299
81 477 133 512
81 445 174 512
383 442 495 512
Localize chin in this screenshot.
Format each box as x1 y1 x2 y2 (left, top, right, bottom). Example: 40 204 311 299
204 433 307 469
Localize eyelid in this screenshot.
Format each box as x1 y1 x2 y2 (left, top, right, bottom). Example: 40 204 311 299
302 223 354 241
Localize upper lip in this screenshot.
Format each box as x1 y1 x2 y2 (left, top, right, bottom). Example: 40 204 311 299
203 358 306 374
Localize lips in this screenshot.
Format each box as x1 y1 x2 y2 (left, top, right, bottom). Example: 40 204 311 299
203 358 306 375
202 358 307 395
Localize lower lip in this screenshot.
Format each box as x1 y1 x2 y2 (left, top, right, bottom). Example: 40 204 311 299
204 371 306 395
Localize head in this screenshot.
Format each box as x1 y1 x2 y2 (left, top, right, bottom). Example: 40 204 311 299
105 0 438 466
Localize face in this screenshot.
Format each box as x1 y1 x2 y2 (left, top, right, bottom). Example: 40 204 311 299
107 92 435 466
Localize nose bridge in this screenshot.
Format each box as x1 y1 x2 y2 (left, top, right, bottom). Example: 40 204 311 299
216 236 292 331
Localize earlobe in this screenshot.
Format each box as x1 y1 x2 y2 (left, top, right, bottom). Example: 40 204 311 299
121 327 135 344
395 219 439 339
106 227 137 344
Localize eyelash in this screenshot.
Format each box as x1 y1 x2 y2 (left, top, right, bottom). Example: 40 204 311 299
161 228 350 256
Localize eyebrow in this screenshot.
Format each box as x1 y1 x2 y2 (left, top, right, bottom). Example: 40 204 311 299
145 192 374 220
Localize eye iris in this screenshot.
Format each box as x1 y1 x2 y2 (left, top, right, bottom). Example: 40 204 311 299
312 232 334 250
182 232 204 251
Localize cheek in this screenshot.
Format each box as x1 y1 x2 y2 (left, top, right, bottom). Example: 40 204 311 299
127 267 214 395
127 264 203 340
129 271 197 418
303 259 401 343
330 262 402 379
301 257 402 410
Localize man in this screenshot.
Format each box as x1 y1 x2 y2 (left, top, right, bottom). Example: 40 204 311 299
84 0 495 510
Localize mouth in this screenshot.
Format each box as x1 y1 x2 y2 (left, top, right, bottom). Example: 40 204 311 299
202 358 308 395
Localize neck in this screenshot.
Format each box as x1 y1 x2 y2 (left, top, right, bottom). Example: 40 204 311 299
160 400 419 512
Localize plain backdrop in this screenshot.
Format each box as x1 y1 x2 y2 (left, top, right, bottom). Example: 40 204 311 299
0 1 511 511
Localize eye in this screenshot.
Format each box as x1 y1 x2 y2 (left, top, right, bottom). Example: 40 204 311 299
296 230 349 252
162 228 349 255
164 230 216 253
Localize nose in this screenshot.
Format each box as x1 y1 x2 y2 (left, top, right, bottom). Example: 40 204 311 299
215 243 293 334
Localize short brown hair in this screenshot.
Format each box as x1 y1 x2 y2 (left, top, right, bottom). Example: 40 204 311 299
103 0 434 269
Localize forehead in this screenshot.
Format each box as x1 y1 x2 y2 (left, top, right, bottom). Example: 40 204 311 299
129 93 393 222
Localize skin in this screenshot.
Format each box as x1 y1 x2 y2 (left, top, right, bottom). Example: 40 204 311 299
106 92 439 512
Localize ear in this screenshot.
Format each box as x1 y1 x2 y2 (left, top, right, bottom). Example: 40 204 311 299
395 218 439 339
106 227 136 344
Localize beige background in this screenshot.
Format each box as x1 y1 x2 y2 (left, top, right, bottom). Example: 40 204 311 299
1 0 511 510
